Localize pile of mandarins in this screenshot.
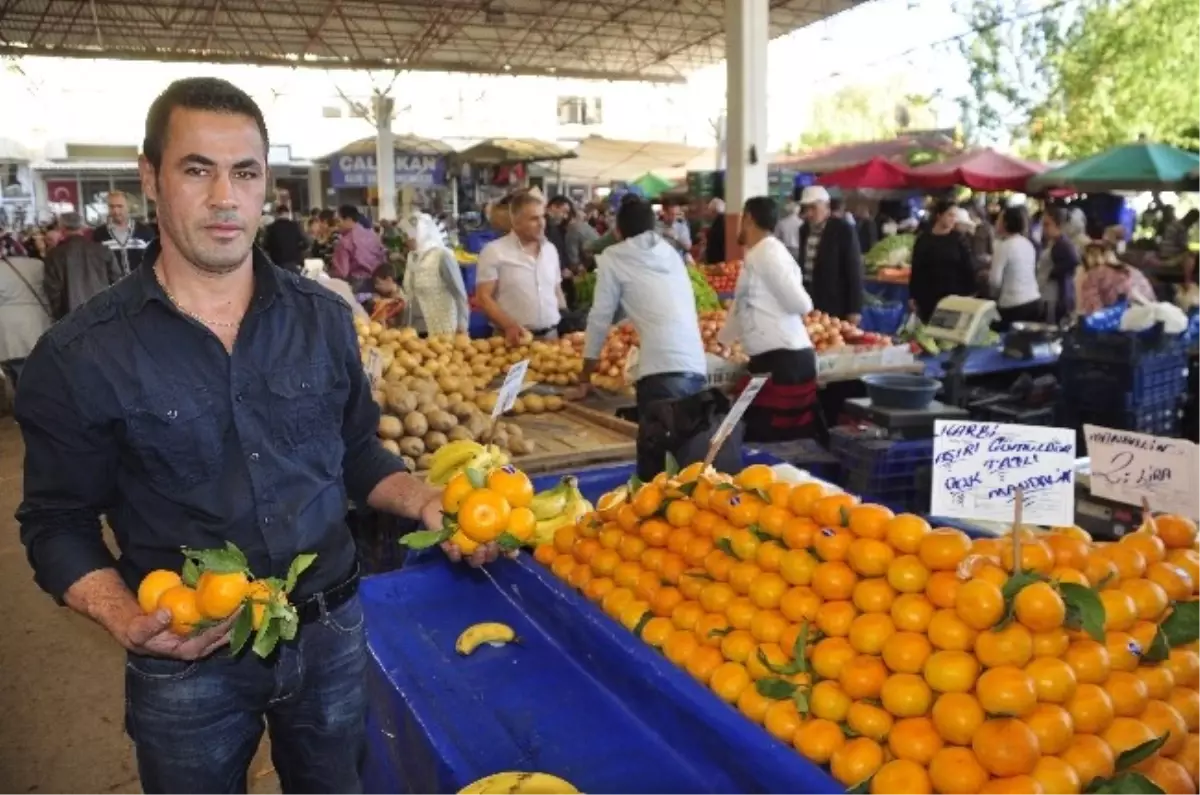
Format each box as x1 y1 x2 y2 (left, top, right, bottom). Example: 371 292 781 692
532 463 1200 794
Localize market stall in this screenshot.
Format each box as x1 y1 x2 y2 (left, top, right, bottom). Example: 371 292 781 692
906 147 1047 192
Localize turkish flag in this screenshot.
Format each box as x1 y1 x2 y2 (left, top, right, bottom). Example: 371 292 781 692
45 179 79 208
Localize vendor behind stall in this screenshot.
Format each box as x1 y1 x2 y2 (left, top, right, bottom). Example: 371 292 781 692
332 204 388 294
568 198 706 408
908 200 977 323
989 206 1042 327
719 197 824 442
1075 240 1156 316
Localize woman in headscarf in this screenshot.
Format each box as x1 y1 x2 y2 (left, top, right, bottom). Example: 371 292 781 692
401 211 469 336
1075 240 1156 316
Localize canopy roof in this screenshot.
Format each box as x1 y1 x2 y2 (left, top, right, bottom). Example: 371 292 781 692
319 134 454 161
0 0 863 83
907 147 1046 192
554 136 713 183
774 131 959 173
1029 142 1200 193
816 156 912 190
453 138 574 165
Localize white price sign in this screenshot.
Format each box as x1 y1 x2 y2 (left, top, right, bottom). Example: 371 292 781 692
1084 426 1199 520
493 359 530 419
710 376 768 448
364 348 384 387
930 420 1077 527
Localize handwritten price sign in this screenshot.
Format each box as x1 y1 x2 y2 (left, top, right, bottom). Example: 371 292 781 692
493 359 530 420
1084 426 1199 520
930 420 1077 526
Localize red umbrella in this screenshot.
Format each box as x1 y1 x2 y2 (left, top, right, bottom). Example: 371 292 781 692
817 157 914 190
907 148 1046 191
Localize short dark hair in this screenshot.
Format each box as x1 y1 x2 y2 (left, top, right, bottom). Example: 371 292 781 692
742 196 778 233
337 204 359 221
931 199 957 218
1001 206 1026 236
547 195 571 209
616 198 656 238
1045 206 1070 229
318 208 336 225
143 77 269 171
274 204 290 215
509 190 544 217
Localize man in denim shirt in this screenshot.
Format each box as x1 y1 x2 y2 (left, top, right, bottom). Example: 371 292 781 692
13 77 474 793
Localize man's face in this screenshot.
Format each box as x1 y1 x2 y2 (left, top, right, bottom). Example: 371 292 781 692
140 107 267 275
338 215 357 232
513 202 546 241
546 202 569 223
107 195 129 225
666 206 682 223
803 202 829 225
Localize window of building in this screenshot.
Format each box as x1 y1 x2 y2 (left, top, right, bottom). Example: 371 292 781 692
557 96 603 126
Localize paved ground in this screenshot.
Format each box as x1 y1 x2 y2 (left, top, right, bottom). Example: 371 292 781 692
0 417 279 793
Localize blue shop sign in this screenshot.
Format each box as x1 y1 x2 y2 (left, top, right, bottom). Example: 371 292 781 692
331 152 446 188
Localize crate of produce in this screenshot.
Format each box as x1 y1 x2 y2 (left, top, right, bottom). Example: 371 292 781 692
828 426 933 513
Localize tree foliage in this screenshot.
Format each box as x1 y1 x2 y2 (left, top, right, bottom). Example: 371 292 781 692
956 0 1200 158
1028 0 1200 158
796 79 938 152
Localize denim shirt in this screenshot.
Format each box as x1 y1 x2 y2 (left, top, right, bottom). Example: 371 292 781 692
15 242 404 602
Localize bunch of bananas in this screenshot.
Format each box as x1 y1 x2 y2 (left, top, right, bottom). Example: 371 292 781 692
426 440 511 486
529 476 594 547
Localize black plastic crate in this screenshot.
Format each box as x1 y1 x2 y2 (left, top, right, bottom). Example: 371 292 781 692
829 426 933 513
1060 325 1182 366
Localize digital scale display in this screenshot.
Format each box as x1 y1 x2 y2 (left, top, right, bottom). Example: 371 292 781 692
928 309 964 330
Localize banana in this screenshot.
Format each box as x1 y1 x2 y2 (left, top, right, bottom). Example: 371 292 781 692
458 772 579 794
426 440 485 485
532 513 575 546
529 477 573 520
455 622 517 656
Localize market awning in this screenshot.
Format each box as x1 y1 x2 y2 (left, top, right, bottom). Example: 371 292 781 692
817 157 914 190
1028 142 1200 193
906 148 1046 192
319 135 454 161
453 139 574 166
0 0 865 83
774 131 959 174
630 172 678 199
554 136 712 184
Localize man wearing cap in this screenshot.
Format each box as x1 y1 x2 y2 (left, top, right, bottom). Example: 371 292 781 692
42 211 124 320
797 186 864 323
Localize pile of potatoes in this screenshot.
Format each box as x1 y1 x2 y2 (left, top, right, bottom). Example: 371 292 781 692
374 379 537 470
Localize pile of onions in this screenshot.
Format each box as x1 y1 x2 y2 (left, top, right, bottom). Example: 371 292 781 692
596 322 639 379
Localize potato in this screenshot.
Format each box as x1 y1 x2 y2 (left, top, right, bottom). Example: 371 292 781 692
509 397 526 416
412 379 438 397
446 392 464 405
401 455 417 472
398 436 426 457
544 395 565 412
489 337 506 351
403 412 429 437
460 382 477 400
449 401 474 421
423 430 448 451
433 393 450 410
466 414 490 440
416 453 434 471
476 393 498 413
378 415 403 440
510 437 536 455
448 425 475 442
523 394 546 414
428 410 458 433
504 422 524 439
387 390 419 417
491 429 510 449
412 365 432 379
398 327 419 342
417 401 438 416
381 438 401 456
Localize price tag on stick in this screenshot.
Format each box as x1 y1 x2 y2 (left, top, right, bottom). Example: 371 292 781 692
1083 425 1199 520
364 348 384 388
704 376 768 467
492 359 531 420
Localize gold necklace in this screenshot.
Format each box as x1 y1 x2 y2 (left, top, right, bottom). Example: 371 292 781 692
155 266 242 329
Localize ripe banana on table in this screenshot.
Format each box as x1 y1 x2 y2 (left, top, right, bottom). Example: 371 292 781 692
530 476 595 546
455 622 517 656
458 772 580 794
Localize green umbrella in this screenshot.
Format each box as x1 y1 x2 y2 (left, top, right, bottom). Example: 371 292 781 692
631 172 676 199
1029 141 1200 193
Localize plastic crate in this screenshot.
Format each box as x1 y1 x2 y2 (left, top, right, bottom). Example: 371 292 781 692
1060 398 1184 445
829 426 933 513
1060 347 1188 411
1061 325 1183 365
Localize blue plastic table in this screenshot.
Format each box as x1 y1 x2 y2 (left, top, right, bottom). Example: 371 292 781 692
361 460 996 793
863 279 909 306
921 343 1059 379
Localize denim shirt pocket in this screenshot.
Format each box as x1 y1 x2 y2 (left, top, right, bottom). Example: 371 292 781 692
265 360 346 452
124 388 222 491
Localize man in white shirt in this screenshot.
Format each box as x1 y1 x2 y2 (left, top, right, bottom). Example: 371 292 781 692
774 201 803 262
476 191 566 345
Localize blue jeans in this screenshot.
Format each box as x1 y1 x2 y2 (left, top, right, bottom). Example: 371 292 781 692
635 371 707 416
125 595 367 794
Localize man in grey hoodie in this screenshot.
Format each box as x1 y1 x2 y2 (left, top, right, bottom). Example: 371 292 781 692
567 198 707 410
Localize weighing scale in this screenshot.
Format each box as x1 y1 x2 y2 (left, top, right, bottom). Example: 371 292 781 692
1073 466 1141 542
925 296 1000 348
1003 321 1064 360
843 397 970 440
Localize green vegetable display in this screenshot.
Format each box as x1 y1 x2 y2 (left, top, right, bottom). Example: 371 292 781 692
688 266 722 312
864 234 916 272
574 271 597 310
